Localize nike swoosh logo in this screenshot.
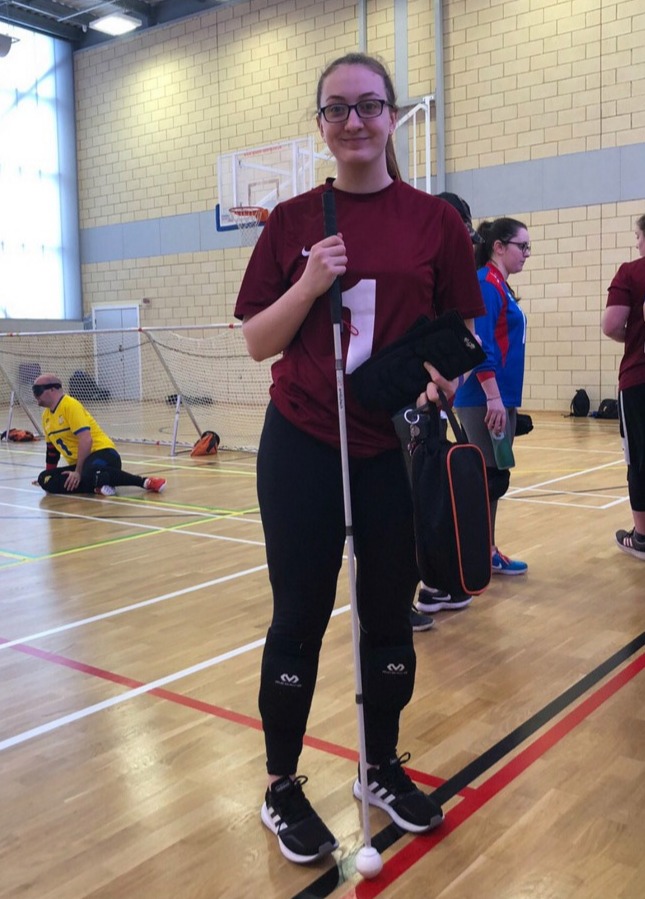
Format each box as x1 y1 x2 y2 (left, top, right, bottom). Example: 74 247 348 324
301 248 311 256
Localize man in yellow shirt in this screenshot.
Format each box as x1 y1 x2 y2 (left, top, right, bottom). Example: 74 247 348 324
33 373 166 496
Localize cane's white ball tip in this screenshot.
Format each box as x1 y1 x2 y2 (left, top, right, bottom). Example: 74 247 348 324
355 846 383 878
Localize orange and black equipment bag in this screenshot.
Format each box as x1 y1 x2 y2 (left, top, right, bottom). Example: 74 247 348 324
1 428 36 442
407 396 491 598
190 430 220 457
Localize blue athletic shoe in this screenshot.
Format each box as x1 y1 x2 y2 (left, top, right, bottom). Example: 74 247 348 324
491 550 527 575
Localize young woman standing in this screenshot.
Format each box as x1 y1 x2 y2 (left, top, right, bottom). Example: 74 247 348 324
602 214 645 559
454 217 531 575
235 53 484 865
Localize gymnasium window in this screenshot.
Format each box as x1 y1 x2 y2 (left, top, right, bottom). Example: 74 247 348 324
0 25 80 320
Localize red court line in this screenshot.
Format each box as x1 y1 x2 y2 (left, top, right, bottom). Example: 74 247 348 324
1 638 473 796
341 649 645 898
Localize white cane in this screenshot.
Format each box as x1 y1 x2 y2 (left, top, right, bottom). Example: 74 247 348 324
322 189 383 880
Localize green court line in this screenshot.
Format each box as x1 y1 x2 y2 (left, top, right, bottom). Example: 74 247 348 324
0 507 262 564
0 549 38 561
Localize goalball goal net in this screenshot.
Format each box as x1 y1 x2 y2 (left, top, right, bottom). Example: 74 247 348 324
0 325 273 454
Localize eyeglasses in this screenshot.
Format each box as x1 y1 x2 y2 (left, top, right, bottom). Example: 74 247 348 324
505 240 531 254
318 99 393 123
32 382 61 397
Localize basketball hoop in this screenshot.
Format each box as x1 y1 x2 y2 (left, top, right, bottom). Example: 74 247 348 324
229 206 269 246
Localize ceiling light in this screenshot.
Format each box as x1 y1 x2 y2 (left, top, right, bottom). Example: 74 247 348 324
89 12 142 36
0 34 13 57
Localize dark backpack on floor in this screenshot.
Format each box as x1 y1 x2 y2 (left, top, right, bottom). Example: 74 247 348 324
596 398 619 420
570 389 590 417
515 413 534 436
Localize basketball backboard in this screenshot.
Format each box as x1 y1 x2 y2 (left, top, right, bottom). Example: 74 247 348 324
216 136 317 231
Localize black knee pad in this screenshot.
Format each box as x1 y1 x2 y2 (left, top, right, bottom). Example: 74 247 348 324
486 466 510 503
38 469 72 493
361 642 416 712
259 630 321 727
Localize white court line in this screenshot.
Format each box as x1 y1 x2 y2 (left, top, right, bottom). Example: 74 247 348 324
501 459 629 510
505 458 625 495
0 444 625 750
0 602 350 752
0 565 269 651
0 499 265 548
0 499 166 533
505 496 629 510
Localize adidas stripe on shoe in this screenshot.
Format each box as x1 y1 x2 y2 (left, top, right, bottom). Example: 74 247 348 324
616 528 645 561
261 775 339 864
353 753 444 833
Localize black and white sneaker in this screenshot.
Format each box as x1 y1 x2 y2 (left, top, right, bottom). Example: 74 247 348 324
616 528 645 561
353 753 444 833
411 606 434 632
416 585 472 613
261 775 339 864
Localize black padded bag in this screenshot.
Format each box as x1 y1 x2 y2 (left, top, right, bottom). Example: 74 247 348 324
408 395 491 597
351 312 486 417
596 398 618 420
515 412 534 436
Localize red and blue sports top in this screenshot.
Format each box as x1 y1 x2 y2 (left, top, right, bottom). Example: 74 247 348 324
455 261 527 410
235 180 485 457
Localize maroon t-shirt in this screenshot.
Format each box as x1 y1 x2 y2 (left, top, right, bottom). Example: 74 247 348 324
235 180 485 456
606 256 645 390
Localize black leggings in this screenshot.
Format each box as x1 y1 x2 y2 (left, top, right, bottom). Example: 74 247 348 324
38 448 146 494
620 383 645 511
256 403 418 774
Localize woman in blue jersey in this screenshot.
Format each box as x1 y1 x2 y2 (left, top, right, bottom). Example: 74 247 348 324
454 217 530 575
235 53 484 865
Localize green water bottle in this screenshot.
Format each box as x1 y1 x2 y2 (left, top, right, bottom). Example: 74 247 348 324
490 430 515 469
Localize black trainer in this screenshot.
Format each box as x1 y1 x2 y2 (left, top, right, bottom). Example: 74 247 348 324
616 528 645 561
353 753 444 833
416 585 472 613
261 775 339 864
411 605 435 632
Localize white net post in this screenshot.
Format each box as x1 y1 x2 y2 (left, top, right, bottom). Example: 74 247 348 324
0 326 274 453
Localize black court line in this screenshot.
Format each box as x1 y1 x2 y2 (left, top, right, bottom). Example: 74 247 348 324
291 630 645 899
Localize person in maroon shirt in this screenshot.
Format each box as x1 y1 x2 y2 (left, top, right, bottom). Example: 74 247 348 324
235 52 484 865
602 214 645 560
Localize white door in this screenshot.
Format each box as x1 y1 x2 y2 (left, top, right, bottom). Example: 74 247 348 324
92 305 141 401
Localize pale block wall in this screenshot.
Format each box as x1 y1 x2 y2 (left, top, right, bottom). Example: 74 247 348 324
438 0 645 409
75 0 645 411
442 0 645 168
507 201 642 411
76 0 364 323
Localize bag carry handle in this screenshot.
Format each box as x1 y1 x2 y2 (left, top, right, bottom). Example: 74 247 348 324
437 388 469 443
409 390 469 445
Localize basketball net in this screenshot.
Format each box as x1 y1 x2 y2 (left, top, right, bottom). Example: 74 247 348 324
229 206 269 246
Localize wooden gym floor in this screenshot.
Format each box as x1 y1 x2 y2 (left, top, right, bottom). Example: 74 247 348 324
0 411 644 899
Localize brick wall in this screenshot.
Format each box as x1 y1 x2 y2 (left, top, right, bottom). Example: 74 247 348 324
75 0 645 411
